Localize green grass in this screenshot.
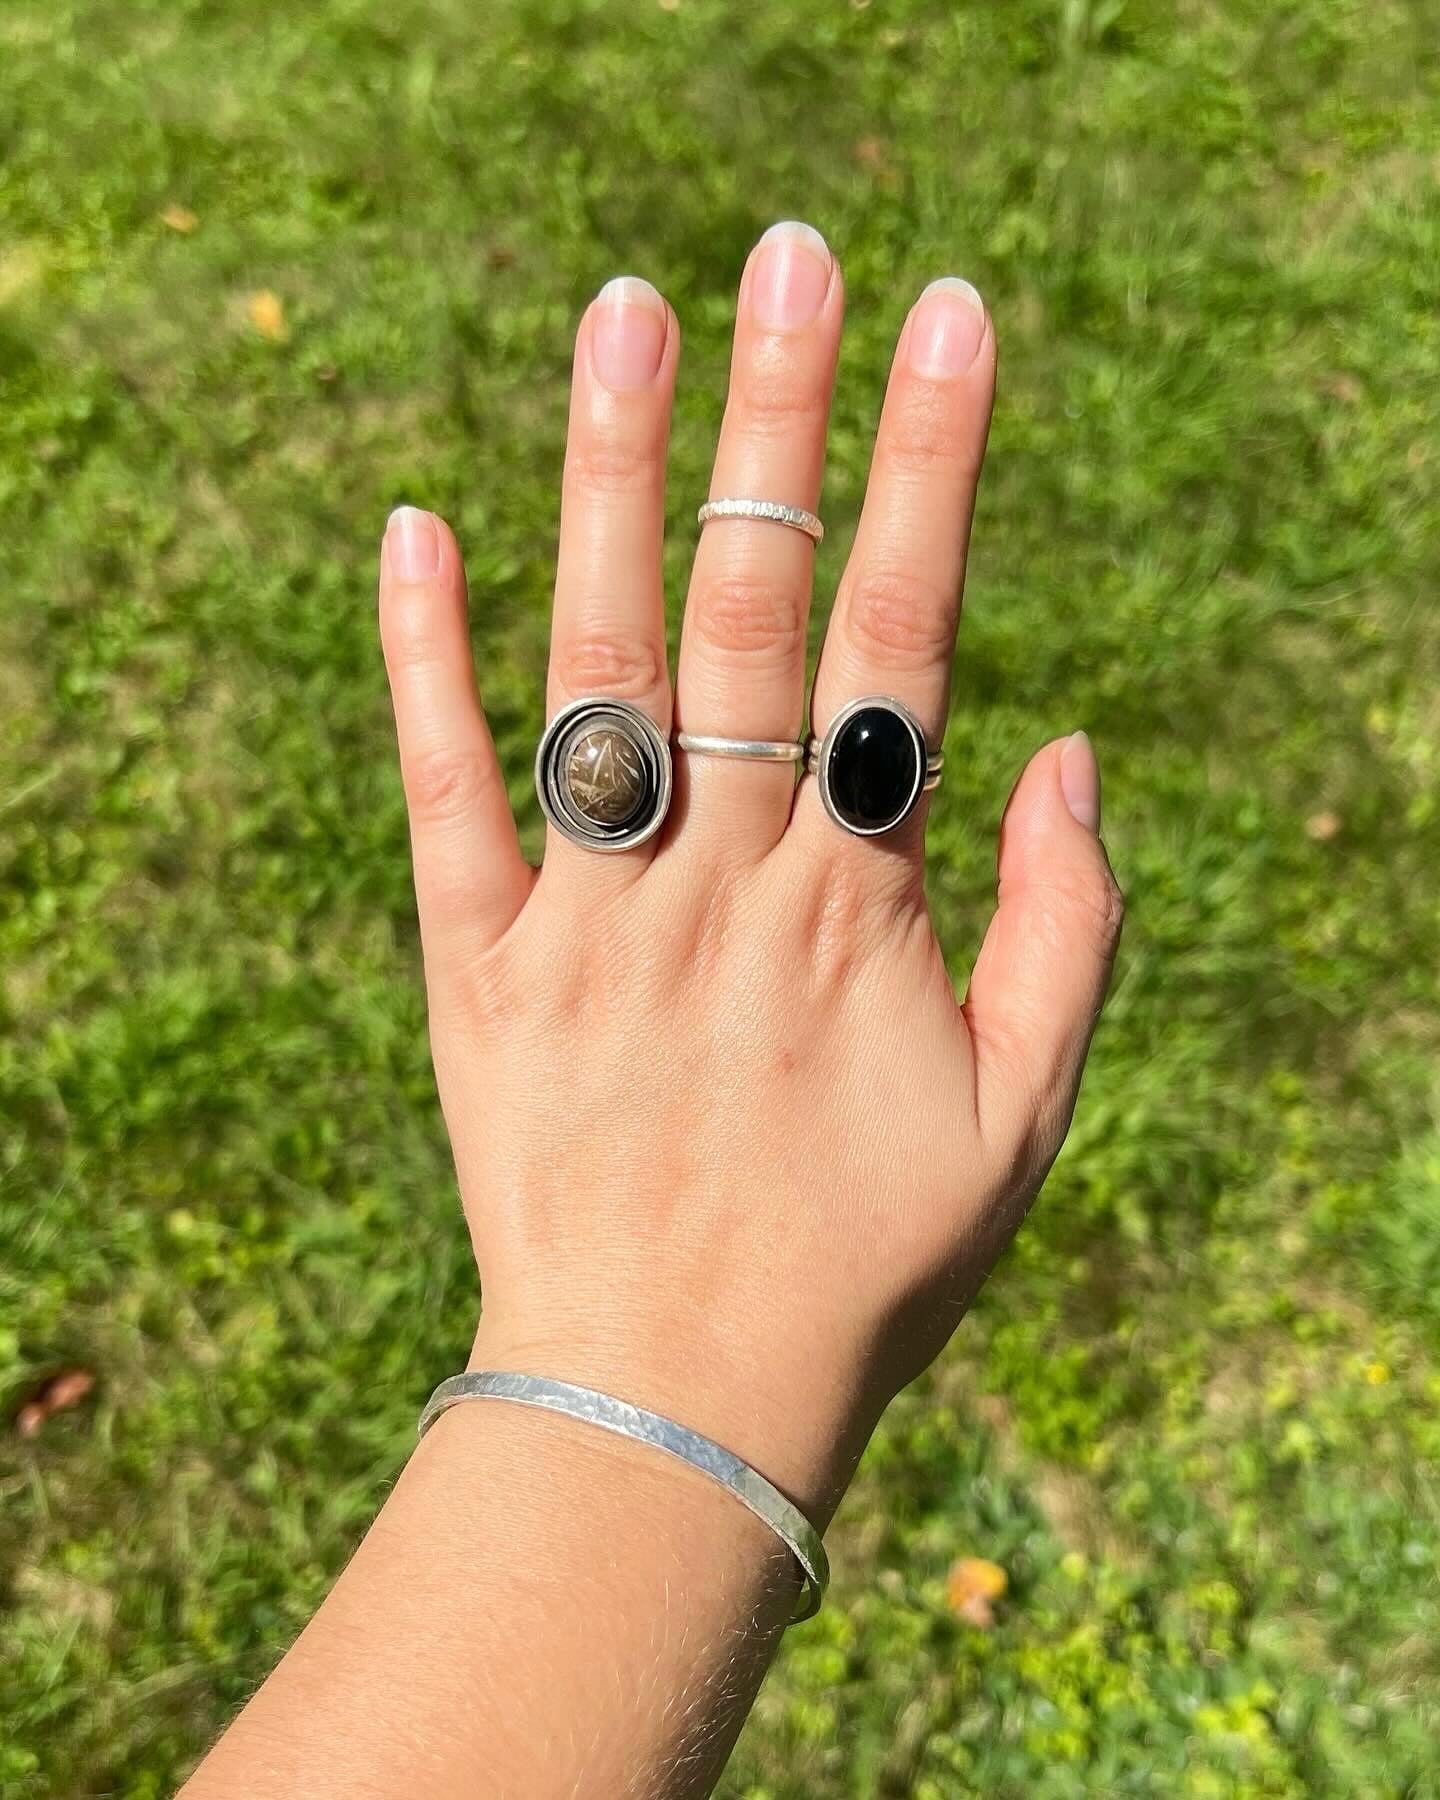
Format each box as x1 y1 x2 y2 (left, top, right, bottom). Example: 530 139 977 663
3 0 1439 1793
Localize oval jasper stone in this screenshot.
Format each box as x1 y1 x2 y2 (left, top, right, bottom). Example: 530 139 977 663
827 705 923 833
564 726 648 826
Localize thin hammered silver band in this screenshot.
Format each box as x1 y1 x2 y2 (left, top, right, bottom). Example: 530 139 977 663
698 497 824 544
418 1372 828 1622
676 732 805 764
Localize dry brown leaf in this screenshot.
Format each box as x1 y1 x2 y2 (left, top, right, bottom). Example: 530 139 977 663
1320 372 1363 405
161 204 199 235
248 290 288 341
946 1556 1008 1628
14 1367 96 1438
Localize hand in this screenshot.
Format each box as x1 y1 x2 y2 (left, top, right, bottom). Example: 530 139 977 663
378 224 1122 1530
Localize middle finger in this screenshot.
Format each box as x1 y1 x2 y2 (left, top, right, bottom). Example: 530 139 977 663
674 222 843 856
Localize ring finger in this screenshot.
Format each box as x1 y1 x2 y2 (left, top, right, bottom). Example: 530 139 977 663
802 277 996 861
674 221 843 855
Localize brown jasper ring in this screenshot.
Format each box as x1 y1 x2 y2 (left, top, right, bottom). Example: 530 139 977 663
535 696 673 853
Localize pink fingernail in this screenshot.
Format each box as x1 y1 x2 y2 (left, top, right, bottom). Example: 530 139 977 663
1060 730 1101 832
749 221 832 330
590 276 668 391
386 506 441 580
907 277 987 378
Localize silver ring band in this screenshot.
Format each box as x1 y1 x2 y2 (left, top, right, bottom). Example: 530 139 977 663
419 1371 828 1623
677 732 805 764
698 498 824 544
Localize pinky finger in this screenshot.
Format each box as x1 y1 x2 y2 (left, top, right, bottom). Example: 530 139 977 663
379 507 532 973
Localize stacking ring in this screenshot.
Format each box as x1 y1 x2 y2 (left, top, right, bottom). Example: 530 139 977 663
536 696 673 853
675 732 804 764
806 696 941 837
697 498 824 544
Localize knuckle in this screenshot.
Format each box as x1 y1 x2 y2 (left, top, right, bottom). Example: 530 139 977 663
691 572 806 665
1099 872 1126 942
884 389 973 478
1030 866 1126 953
843 566 956 669
381 590 451 671
802 845 919 990
803 856 869 989
435 935 529 1039
404 745 501 828
566 436 661 498
554 633 665 700
1070 867 1126 948
734 356 829 438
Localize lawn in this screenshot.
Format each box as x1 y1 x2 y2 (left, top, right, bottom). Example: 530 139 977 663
2 1 1439 1793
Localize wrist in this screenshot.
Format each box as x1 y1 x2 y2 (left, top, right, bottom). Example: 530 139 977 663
466 1299 875 1531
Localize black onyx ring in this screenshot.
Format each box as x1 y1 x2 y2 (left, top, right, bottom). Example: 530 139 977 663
536 696 673 853
806 696 943 838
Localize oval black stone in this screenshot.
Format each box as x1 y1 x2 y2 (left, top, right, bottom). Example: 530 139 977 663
826 705 923 833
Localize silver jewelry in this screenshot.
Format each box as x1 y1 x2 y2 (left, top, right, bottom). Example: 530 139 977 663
536 696 673 853
676 731 805 764
418 1371 828 1623
805 695 940 837
697 497 824 544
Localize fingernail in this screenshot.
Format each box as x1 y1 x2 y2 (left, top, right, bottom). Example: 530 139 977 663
386 506 441 580
1060 730 1101 832
907 277 987 378
749 221 832 331
591 276 668 390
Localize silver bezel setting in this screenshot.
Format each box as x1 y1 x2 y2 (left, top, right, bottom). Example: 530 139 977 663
808 695 933 838
535 696 673 853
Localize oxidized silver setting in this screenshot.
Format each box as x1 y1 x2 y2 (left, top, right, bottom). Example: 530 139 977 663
806 695 941 838
536 695 673 853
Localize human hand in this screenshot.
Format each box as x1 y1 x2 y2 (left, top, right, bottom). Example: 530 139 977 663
378 223 1122 1528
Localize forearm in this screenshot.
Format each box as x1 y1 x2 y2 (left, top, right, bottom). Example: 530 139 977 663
182 1349 797 1799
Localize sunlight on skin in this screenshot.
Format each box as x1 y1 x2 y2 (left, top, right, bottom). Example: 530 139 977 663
182 230 1120 1799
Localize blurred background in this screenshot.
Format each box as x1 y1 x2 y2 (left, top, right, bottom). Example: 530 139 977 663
2 1 1438 1793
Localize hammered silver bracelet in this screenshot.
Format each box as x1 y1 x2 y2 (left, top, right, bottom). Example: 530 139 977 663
418 1371 829 1622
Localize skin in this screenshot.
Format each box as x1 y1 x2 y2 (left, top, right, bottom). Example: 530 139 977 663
182 221 1123 1799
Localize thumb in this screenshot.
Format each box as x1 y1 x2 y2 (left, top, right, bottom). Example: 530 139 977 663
962 732 1124 1177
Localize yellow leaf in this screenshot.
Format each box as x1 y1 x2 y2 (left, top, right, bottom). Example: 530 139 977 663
248 290 288 341
161 204 199 235
946 1557 1008 1627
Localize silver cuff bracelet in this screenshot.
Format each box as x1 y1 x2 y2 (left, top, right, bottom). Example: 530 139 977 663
418 1370 829 1622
